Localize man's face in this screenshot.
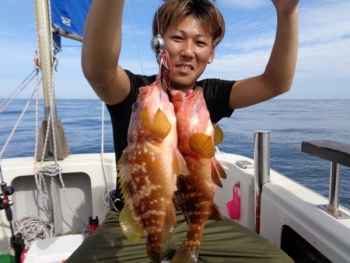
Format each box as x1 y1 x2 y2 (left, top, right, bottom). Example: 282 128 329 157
163 15 215 92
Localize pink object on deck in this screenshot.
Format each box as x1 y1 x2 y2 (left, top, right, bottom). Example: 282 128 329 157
226 181 241 220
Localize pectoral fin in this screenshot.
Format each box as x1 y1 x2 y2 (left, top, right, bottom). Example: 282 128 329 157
189 133 215 158
213 123 224 146
173 150 189 176
211 157 227 187
140 108 171 140
163 202 177 242
208 202 224 221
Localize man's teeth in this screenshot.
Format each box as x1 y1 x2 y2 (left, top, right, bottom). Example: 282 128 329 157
179 65 191 70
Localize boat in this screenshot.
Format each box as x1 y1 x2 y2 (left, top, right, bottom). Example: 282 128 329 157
0 1 350 262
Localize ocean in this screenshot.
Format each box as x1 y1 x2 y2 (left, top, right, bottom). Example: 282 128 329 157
0 99 349 210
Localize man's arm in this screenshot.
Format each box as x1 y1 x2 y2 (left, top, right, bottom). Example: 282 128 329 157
82 0 130 105
229 0 299 109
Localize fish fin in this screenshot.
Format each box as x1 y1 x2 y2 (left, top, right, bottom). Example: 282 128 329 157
173 149 189 176
189 133 215 159
140 108 171 140
208 202 224 221
172 193 182 211
171 240 199 263
211 157 227 188
213 123 224 146
116 148 127 176
163 203 177 242
116 149 131 200
119 202 144 244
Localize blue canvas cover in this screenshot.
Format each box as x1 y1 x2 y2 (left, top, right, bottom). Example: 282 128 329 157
51 0 92 45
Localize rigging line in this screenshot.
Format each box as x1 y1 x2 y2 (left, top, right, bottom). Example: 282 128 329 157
0 84 38 161
126 0 144 75
34 69 40 174
57 167 88 227
156 0 160 34
100 102 112 213
0 71 37 113
0 69 36 109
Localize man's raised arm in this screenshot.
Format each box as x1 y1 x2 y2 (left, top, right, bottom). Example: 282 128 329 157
229 0 299 109
82 0 130 105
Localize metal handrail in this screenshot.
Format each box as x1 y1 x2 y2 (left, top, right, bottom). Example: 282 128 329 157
254 131 271 233
302 140 350 219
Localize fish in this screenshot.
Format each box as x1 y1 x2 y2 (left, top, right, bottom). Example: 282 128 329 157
170 87 227 263
117 50 188 263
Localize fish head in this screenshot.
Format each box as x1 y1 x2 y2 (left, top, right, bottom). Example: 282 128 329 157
171 87 214 155
128 83 176 143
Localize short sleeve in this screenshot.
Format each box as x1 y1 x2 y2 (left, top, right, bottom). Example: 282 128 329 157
198 78 235 123
106 70 156 162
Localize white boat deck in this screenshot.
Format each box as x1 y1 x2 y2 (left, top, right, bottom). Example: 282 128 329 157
0 152 349 262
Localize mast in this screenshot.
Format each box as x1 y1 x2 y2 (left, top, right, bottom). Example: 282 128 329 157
34 0 70 161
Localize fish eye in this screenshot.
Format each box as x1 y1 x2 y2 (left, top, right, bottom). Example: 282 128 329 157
132 102 138 112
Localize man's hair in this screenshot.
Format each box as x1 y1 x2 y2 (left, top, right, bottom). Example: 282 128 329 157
152 0 225 47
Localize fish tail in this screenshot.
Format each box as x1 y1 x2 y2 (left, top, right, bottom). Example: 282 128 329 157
171 240 200 263
146 237 163 263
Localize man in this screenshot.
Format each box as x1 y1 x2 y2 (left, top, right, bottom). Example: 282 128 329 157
67 0 299 262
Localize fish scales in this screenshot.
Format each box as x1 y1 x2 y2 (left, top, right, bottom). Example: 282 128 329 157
171 87 227 263
117 51 188 263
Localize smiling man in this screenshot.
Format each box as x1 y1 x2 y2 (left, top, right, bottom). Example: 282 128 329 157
66 0 299 262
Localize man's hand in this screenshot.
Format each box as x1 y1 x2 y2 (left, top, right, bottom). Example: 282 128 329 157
271 0 300 15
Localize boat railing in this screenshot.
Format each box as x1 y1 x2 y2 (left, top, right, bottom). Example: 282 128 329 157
254 131 271 233
302 140 350 219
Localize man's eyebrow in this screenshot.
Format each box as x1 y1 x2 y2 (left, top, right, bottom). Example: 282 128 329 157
175 29 210 38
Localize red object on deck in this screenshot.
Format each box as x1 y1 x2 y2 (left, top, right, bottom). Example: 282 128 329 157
89 216 99 234
20 248 28 263
226 182 241 220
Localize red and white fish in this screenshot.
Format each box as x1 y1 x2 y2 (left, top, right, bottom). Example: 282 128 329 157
117 51 188 263
170 87 227 263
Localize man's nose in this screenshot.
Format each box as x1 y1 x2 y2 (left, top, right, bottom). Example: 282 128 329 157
181 41 195 58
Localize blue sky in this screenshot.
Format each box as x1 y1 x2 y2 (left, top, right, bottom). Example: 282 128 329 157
0 0 349 100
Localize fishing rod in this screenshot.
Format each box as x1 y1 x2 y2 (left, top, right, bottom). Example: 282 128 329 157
0 167 24 263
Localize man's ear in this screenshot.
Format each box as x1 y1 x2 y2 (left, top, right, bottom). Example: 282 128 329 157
209 47 215 64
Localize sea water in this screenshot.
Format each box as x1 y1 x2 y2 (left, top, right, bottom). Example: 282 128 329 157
0 99 349 209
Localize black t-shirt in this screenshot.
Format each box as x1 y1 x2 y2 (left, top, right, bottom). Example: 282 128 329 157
107 70 235 164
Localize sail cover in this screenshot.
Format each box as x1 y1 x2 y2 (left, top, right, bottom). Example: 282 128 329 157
50 0 92 48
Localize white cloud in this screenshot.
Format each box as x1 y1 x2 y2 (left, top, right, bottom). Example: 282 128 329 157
297 39 350 80
299 2 350 44
1 0 350 99
220 0 268 9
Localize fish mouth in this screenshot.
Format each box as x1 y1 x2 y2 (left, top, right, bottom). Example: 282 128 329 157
185 87 202 98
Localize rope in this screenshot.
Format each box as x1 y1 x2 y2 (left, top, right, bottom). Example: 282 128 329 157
9 0 88 248
0 86 38 160
156 0 160 34
0 70 37 113
99 102 112 217
13 215 54 249
126 0 144 74
45 0 87 227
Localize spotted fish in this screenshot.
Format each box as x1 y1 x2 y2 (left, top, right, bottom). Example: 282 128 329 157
117 51 188 263
170 87 226 263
